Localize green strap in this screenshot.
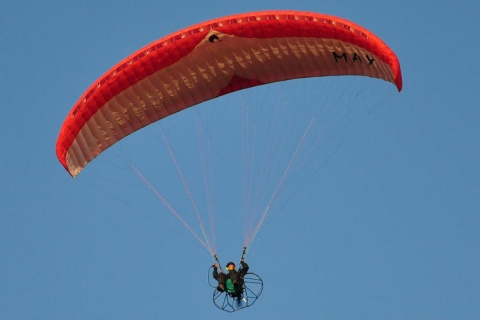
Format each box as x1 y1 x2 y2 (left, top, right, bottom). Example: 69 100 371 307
226 279 235 293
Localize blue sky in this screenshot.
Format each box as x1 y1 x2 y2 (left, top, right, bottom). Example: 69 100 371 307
1 1 479 319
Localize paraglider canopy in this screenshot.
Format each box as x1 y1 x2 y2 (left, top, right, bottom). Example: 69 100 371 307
56 10 402 178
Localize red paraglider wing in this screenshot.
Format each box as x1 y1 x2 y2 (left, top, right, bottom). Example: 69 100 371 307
56 10 402 177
